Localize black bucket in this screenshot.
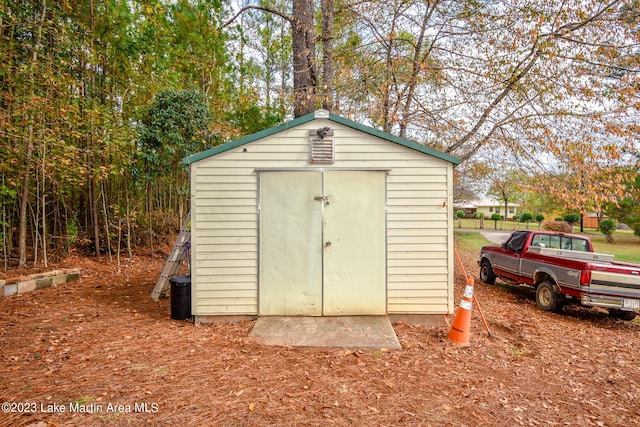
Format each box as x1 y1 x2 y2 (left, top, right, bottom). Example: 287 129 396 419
169 275 191 320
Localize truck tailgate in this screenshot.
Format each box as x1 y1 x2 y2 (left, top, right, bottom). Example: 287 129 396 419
589 270 640 297
584 269 640 310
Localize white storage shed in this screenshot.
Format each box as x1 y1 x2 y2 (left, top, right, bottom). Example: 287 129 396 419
184 110 461 323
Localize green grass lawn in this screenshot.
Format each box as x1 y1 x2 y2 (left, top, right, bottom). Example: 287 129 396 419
590 239 640 264
455 217 636 235
455 229 640 265
454 231 493 252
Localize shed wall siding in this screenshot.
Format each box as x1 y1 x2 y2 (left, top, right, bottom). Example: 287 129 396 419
190 120 453 315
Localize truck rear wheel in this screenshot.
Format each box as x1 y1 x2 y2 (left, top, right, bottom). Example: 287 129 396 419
479 260 496 285
536 280 564 313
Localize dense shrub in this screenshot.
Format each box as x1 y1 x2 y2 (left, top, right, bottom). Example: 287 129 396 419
599 219 616 243
633 223 640 239
490 213 502 229
564 213 580 226
542 220 573 233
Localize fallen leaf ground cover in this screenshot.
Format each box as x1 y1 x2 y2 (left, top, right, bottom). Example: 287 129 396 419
1 242 639 427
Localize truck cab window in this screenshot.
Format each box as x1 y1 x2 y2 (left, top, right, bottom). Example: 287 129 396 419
531 234 548 247
567 238 589 252
532 233 560 248
507 231 528 252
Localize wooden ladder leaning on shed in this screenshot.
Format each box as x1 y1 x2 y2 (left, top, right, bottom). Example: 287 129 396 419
150 212 191 300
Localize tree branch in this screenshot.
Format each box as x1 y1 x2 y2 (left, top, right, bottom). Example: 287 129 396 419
219 5 291 30
446 46 540 156
446 0 626 160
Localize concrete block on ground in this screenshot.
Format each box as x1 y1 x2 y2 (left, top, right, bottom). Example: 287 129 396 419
52 274 68 285
2 268 81 297
65 270 81 282
4 283 17 296
18 280 36 294
35 277 53 290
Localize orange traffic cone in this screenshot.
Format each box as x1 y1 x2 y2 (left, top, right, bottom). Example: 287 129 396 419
448 276 475 346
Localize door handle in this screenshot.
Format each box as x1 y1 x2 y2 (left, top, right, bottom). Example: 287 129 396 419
314 196 330 205
325 241 332 247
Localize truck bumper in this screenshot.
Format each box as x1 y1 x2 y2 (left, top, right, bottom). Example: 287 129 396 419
581 294 640 311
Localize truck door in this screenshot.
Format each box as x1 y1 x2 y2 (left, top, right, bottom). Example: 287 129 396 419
492 231 528 282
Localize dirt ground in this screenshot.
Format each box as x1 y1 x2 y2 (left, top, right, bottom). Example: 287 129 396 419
1 245 639 427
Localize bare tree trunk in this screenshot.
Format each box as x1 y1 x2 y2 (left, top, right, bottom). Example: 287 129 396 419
2 172 8 270
116 218 122 273
292 0 317 117
40 134 47 268
147 180 154 258
88 0 100 258
125 178 132 259
28 203 38 265
221 3 317 117
320 0 334 112
504 196 508 225
398 2 437 138
18 141 33 267
381 7 401 133
101 180 112 262
18 0 47 267
279 23 287 113
90 174 100 257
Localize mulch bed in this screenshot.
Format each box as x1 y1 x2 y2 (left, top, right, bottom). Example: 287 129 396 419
1 248 639 427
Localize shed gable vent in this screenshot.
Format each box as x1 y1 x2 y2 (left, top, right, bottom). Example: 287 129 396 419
309 129 335 164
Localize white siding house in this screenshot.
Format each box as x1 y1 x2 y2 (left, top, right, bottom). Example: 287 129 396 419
185 110 461 323
474 199 520 219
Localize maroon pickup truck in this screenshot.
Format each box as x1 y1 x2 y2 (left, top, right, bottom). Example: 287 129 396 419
478 230 640 320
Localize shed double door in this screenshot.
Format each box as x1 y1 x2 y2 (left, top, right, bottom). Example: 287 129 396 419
259 171 386 316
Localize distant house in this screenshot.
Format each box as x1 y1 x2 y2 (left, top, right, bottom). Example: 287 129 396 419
583 213 608 229
453 199 520 219
472 199 520 219
453 201 477 218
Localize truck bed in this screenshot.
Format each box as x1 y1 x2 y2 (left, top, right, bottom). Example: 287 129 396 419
527 246 614 263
